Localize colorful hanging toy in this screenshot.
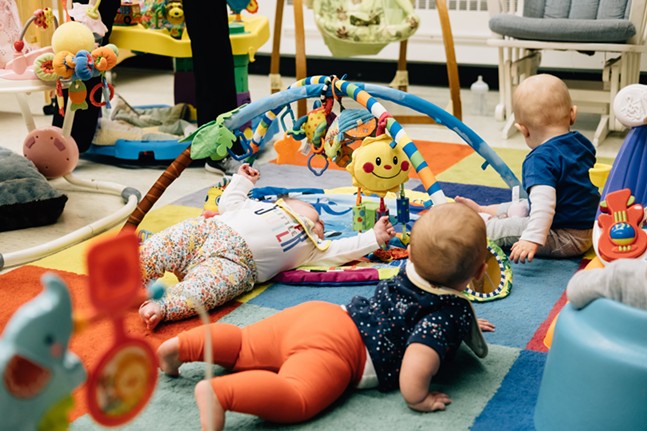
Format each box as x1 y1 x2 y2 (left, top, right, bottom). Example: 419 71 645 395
286 76 338 175
323 107 378 168
346 133 411 242
78 231 162 427
27 16 119 116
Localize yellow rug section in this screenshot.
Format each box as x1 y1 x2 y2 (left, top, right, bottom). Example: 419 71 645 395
437 148 616 189
437 147 525 188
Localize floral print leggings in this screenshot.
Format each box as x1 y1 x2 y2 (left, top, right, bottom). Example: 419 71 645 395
140 216 257 322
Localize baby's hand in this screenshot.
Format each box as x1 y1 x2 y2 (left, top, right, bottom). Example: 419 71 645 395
238 163 260 184
510 239 539 264
454 196 482 213
373 216 396 246
477 318 495 333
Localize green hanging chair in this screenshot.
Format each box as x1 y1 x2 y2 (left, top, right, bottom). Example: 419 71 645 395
312 0 420 57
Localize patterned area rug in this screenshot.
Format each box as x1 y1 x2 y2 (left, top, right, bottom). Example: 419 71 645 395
0 141 607 430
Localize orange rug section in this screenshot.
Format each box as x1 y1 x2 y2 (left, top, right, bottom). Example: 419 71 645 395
0 265 241 421
273 136 475 177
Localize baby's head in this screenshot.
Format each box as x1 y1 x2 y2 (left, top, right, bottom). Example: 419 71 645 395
282 198 325 240
513 74 576 148
409 202 488 290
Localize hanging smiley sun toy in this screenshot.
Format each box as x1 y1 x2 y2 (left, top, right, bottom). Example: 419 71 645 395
346 133 411 238
346 134 410 197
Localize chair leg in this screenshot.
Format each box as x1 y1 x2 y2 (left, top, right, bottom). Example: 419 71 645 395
501 112 518 139
293 0 307 117
499 49 541 138
390 40 409 92
494 47 507 121
269 0 285 94
593 115 610 148
436 0 462 121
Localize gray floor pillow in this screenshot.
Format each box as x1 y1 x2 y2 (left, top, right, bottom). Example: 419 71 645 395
0 147 67 232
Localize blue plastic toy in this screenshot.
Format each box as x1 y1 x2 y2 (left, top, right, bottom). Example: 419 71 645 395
0 273 86 431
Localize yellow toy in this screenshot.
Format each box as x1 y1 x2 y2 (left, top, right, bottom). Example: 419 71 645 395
346 134 410 197
346 133 411 238
51 21 95 54
202 178 230 218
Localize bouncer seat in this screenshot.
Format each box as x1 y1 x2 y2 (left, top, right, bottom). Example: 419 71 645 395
312 0 420 57
534 298 647 431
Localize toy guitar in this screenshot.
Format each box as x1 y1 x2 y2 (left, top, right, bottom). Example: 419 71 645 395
597 188 647 262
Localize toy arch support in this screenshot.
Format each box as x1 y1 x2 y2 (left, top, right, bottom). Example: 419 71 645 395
124 76 522 229
225 76 522 196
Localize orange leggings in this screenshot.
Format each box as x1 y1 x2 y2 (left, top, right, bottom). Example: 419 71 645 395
177 301 367 423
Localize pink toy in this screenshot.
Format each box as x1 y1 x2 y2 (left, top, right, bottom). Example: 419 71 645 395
23 126 79 179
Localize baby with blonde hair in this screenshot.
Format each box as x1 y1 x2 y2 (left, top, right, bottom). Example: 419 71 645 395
409 202 488 289
457 74 600 264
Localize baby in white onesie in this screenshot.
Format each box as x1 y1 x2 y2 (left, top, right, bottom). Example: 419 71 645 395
138 163 396 330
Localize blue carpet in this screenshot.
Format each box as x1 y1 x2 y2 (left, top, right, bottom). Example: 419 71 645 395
472 350 548 431
415 181 512 205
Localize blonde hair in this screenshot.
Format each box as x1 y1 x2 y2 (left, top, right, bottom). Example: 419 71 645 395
513 74 573 131
409 202 487 288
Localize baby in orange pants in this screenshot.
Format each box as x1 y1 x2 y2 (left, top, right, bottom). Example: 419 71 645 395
157 202 496 430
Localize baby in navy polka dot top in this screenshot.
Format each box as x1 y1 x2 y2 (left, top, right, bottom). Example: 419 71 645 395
156 202 495 430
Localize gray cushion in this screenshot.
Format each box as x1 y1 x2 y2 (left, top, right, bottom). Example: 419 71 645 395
523 1 547 18
0 147 67 232
597 0 631 19
523 0 630 19
489 16 636 43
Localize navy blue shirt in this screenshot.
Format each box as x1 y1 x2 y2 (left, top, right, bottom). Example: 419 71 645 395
523 131 600 229
345 269 473 391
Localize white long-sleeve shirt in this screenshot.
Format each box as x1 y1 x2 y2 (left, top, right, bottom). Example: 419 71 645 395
217 174 380 283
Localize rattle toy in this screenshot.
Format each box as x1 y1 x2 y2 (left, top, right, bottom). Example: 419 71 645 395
76 231 162 427
347 133 410 236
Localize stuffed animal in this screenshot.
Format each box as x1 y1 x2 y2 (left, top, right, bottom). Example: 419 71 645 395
51 21 95 55
164 1 184 26
323 108 377 168
346 134 410 197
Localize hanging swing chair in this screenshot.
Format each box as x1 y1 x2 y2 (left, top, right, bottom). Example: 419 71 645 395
312 0 420 57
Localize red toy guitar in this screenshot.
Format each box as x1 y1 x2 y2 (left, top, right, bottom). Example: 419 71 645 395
597 188 647 262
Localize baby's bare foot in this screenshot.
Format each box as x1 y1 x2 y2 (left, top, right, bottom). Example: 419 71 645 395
195 380 225 431
157 337 183 377
139 300 164 330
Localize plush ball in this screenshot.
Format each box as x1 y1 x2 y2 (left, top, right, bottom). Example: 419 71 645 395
23 127 79 179
51 21 95 54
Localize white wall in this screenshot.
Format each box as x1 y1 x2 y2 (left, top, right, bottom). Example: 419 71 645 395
254 1 647 73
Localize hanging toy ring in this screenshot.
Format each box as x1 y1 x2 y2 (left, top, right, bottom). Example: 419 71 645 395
307 152 329 176
89 81 114 107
